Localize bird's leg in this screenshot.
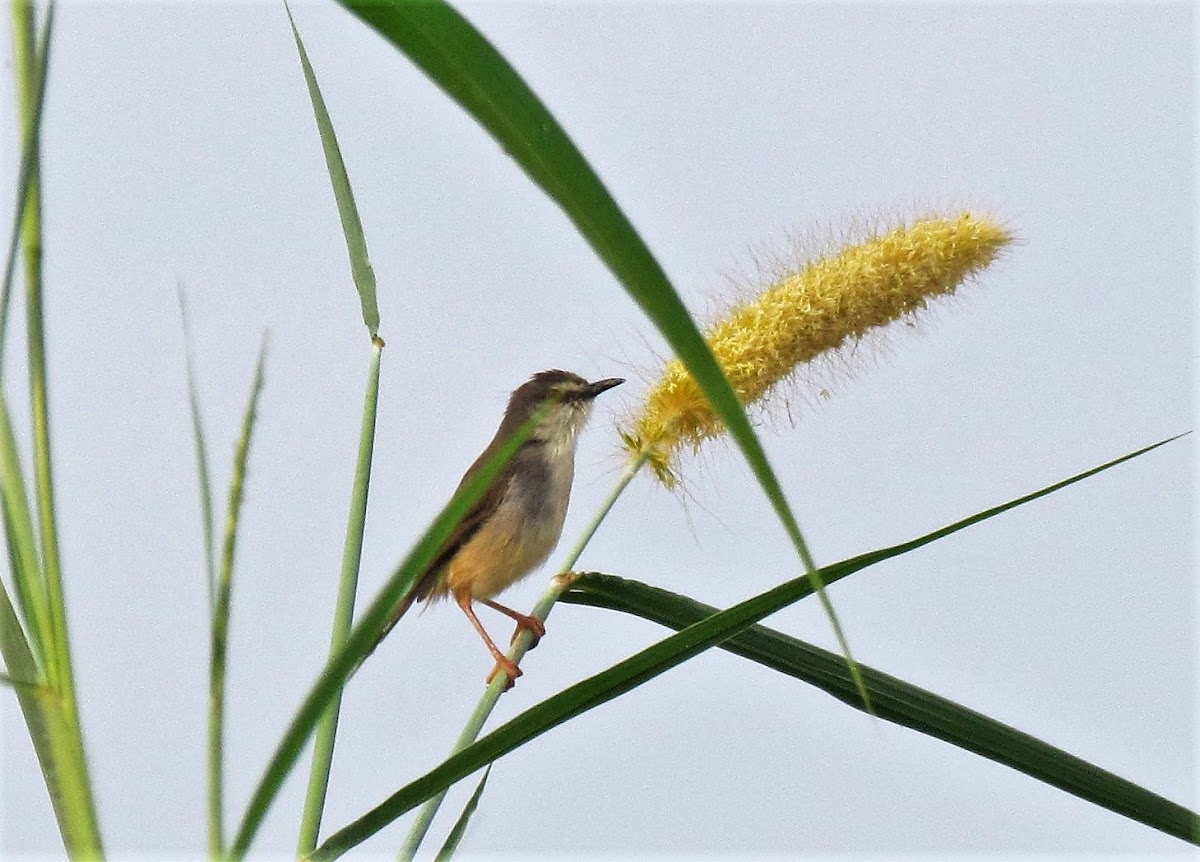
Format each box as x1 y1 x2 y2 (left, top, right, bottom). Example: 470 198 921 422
480 598 546 649
453 588 522 688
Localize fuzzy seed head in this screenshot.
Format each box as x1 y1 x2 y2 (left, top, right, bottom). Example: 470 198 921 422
622 213 1012 486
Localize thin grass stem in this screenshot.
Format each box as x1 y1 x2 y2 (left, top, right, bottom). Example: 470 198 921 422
297 338 384 855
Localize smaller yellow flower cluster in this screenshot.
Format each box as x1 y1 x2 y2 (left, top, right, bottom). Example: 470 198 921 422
622 213 1012 486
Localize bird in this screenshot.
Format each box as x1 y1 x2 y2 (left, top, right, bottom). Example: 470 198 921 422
368 370 624 687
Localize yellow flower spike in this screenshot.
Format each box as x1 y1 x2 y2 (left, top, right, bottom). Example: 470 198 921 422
624 213 1012 485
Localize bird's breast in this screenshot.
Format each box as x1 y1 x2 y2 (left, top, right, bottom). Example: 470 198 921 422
443 442 577 600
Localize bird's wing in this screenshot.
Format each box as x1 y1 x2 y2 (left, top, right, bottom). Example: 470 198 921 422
363 433 518 663
412 437 514 600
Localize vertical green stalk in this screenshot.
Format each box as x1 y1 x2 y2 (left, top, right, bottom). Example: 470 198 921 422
8 1 103 855
13 0 54 678
297 336 384 855
209 339 269 859
399 455 645 859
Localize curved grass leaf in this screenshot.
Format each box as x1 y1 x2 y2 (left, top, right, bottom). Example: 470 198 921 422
229 404 550 860
209 335 269 858
286 1 380 337
562 573 1198 844
308 436 1184 859
334 0 863 702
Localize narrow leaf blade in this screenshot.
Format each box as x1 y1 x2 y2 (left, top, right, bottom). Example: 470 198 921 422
564 573 1198 844
177 286 217 613
288 2 380 336
209 336 270 858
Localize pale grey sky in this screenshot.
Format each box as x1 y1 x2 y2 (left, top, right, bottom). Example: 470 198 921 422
1 1 1194 858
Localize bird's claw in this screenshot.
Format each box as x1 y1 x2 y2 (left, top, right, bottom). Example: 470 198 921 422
509 614 546 649
486 657 522 691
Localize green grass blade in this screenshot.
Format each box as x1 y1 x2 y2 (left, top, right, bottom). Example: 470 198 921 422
0 518 41 692
7 2 104 853
297 340 384 855
230 405 548 860
0 573 71 846
434 766 491 862
177 286 217 615
0 0 53 369
286 1 380 337
0 389 49 666
209 335 269 859
308 435 1185 859
335 0 864 704
563 573 1197 844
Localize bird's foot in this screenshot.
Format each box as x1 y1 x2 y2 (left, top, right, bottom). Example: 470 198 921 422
481 598 546 649
508 612 546 649
486 656 523 691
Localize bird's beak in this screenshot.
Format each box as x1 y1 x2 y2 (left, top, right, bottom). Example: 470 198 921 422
585 377 625 399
